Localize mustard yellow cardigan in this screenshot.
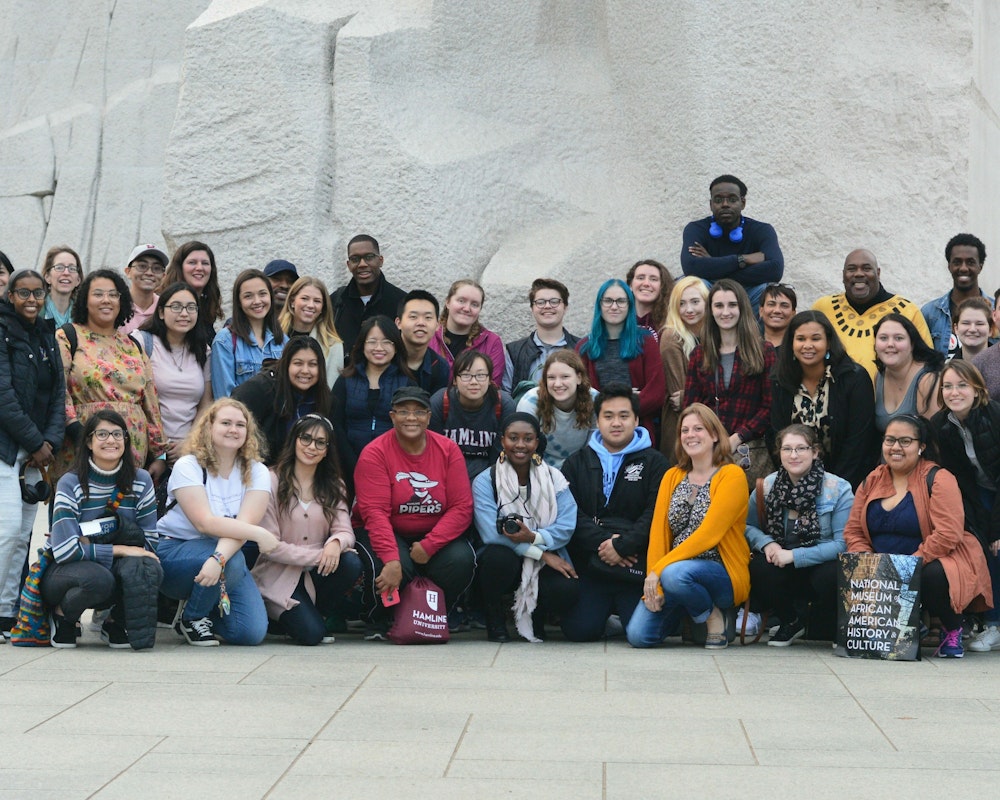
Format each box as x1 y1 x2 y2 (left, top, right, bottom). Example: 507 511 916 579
646 463 751 605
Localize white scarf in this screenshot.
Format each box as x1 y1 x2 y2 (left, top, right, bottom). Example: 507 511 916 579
494 458 569 641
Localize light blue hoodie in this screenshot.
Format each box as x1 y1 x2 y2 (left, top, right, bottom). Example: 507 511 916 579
587 426 652 502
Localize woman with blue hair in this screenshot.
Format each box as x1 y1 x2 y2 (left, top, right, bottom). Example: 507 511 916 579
576 279 666 441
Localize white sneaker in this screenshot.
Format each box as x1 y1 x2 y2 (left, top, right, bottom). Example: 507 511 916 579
967 626 1000 652
735 608 761 636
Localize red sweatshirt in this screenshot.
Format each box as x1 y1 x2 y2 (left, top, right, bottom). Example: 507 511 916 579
353 429 473 563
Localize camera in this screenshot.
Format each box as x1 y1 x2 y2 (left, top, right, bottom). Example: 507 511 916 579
497 514 523 536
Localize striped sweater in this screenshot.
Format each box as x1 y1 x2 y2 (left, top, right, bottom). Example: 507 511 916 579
49 462 158 568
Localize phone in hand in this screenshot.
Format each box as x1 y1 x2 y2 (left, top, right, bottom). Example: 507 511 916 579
381 587 400 607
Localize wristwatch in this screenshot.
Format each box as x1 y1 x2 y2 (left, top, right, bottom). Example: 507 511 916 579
737 255 746 270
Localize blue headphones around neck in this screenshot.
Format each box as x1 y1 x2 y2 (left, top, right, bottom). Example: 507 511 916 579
708 217 744 243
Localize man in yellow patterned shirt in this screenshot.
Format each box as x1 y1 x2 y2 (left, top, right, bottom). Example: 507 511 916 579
812 248 932 377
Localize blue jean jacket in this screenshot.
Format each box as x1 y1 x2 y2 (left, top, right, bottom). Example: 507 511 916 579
210 326 285 398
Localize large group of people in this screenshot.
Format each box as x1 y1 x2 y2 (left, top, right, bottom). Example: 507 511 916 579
0 173 997 661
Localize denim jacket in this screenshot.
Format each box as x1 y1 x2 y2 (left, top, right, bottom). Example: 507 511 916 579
920 289 994 357
745 471 853 568
210 326 285 398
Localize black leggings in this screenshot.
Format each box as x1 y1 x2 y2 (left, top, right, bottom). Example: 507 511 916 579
276 556 362 646
921 559 963 631
476 544 579 616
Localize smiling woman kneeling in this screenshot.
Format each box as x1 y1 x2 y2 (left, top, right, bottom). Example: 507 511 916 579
626 404 750 650
845 414 991 658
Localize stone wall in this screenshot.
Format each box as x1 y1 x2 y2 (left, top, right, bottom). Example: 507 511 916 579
2 0 997 340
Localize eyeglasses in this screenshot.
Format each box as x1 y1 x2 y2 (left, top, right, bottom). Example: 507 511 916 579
130 263 165 275
364 338 395 348
347 253 381 266
90 290 121 301
11 288 46 300
165 302 199 314
883 436 917 448
735 443 751 469
532 298 564 308
766 282 795 291
297 433 329 450
391 408 430 419
779 445 813 455
600 297 629 308
456 372 490 383
50 264 79 274
92 429 125 441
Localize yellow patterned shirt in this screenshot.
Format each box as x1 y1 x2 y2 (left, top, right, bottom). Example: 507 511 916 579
811 293 933 378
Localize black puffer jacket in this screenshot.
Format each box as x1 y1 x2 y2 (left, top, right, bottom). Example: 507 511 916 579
0 301 65 465
931 401 1000 547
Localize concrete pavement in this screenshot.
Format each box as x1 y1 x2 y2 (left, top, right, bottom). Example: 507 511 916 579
3 624 1000 799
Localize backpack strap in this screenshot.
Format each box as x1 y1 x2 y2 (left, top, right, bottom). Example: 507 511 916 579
60 322 78 362
163 466 209 515
925 465 939 497
139 330 154 358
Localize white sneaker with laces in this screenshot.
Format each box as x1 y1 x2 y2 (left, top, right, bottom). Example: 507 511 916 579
735 608 761 636
968 626 1000 652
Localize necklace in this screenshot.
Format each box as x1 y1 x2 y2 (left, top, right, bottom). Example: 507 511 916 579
165 341 188 371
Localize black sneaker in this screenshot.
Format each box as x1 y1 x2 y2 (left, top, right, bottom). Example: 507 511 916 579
363 622 388 641
0 615 14 643
50 614 77 649
768 618 806 647
100 619 130 649
176 616 219 647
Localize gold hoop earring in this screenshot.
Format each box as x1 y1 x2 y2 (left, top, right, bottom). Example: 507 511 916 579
498 451 506 464
531 453 543 466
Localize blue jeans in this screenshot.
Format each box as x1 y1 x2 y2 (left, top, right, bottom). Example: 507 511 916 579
626 559 733 648
158 536 267 646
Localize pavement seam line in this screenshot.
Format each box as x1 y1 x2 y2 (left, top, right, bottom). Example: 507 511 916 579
602 761 608 799
712 655 732 694
828 668 899 751
443 713 473 777
0 650 51 677
24 681 112 733
261 664 377 798
84 735 167 799
237 654 275 684
738 719 760 765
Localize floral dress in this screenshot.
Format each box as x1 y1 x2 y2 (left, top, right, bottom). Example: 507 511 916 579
53 324 166 479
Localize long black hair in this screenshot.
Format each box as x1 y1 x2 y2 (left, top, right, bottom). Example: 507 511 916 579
274 337 330 418
140 282 210 368
73 409 136 499
773 310 850 391
273 414 347 525
340 315 413 380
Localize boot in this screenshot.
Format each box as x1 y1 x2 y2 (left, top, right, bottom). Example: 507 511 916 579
485 603 510 643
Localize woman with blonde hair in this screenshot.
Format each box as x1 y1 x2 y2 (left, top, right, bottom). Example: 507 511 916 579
278 276 344 387
626 403 750 649
659 277 708 462
156 398 278 646
516 350 597 468
429 279 505 379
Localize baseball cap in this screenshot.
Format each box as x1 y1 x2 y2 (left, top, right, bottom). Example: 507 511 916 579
391 387 431 409
264 259 300 280
127 244 168 267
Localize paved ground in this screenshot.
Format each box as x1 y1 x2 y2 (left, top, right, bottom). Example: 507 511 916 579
4 623 1000 799
6 519 1000 798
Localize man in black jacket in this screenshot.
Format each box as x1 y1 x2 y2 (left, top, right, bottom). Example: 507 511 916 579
330 234 407 364
501 278 579 394
559 385 668 641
